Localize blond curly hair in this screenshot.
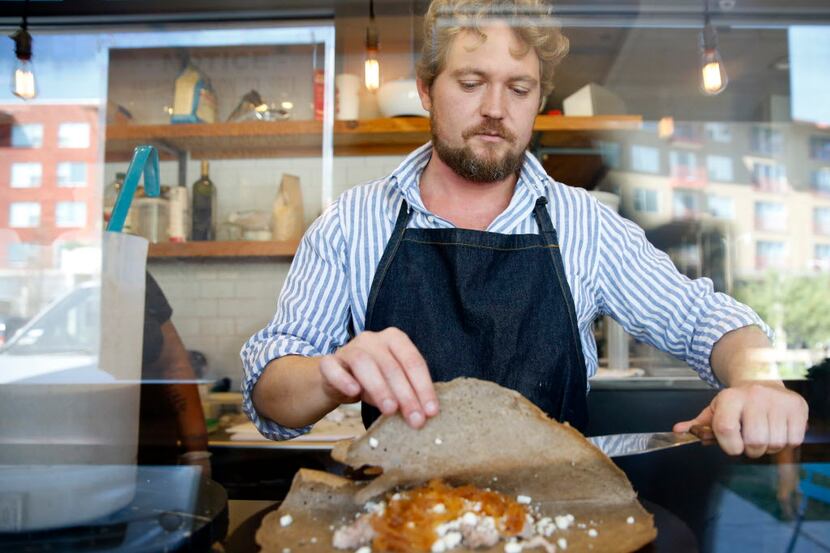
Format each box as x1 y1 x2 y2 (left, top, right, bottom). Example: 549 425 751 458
417 0 569 99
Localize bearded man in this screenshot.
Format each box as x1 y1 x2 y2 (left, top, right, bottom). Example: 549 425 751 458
241 0 807 459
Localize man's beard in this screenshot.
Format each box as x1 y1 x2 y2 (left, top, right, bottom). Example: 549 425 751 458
431 112 526 183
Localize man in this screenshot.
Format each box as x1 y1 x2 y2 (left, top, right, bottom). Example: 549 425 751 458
241 0 807 458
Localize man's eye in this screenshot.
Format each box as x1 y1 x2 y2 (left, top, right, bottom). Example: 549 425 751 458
511 87 530 96
460 81 480 90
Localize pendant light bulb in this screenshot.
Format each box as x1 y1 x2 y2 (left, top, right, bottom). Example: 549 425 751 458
364 49 380 92
700 47 727 95
10 15 36 100
364 0 380 91
699 18 727 96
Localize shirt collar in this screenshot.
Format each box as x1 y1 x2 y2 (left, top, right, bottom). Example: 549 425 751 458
389 142 549 206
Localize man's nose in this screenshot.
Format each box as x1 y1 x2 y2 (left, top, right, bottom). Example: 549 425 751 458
479 85 505 119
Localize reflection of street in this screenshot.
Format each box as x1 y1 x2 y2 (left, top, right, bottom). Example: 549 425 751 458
707 477 830 552
0 103 101 327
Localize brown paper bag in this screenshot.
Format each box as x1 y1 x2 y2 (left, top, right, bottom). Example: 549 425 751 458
272 174 305 241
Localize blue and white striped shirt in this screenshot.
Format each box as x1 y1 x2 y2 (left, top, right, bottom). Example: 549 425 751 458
241 142 770 440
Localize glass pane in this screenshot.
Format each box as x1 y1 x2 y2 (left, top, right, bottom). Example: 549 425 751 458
11 123 43 148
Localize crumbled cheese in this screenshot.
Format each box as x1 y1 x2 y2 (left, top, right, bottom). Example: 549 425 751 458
462 512 480 526
435 518 461 536
280 514 293 527
577 523 586 529
468 501 482 512
431 531 462 553
504 540 523 553
517 495 532 505
588 529 598 538
356 547 371 553
364 501 385 515
626 516 635 525
536 517 556 537
368 437 379 449
435 437 443 445
432 503 447 514
392 493 402 501
492 476 498 482
282 549 290 553
310 537 317 544
557 537 568 550
555 514 575 530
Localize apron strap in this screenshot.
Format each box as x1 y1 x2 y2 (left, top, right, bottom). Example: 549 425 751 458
532 196 558 241
365 199 412 326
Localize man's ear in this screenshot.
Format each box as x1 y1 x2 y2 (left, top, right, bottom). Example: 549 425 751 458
416 77 432 112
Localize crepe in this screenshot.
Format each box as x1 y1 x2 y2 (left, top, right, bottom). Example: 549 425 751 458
257 378 657 552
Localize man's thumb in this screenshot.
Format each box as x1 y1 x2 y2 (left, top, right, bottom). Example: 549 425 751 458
673 405 714 433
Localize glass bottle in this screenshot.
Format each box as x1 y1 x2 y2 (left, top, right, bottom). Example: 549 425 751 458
191 160 217 241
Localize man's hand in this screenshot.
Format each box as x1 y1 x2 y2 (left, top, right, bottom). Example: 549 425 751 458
319 327 439 429
673 381 808 458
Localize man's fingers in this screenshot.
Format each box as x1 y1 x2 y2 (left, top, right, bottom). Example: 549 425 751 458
371 346 426 428
741 404 769 458
338 348 397 414
319 355 361 400
767 411 788 455
711 391 746 456
385 328 439 417
788 396 809 448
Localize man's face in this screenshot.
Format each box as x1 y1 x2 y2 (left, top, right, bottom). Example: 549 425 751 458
418 21 542 183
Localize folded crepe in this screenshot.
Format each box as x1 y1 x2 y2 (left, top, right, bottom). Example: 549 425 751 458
257 378 657 553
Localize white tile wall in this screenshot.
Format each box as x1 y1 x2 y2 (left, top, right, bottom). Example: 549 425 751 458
109 153 412 387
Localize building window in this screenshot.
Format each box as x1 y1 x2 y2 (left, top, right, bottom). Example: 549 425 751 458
755 201 787 232
9 202 41 228
55 201 87 228
631 145 660 174
673 122 702 143
633 188 659 213
815 207 830 236
673 189 702 219
706 155 734 182
704 122 732 143
10 162 42 188
11 124 43 148
811 169 830 195
57 162 88 187
750 126 784 156
595 141 621 169
815 244 830 270
7 243 40 266
810 136 830 161
57 122 91 148
669 151 699 182
752 161 788 193
756 240 787 270
707 195 734 220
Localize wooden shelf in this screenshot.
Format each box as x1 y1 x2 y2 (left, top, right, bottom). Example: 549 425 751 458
105 115 642 160
148 240 299 259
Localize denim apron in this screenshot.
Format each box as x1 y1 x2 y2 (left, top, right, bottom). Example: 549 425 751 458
362 196 589 431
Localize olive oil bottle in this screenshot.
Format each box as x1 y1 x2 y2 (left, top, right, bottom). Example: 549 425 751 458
191 160 217 241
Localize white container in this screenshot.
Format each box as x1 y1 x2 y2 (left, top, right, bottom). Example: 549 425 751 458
335 73 360 120
377 78 428 117
563 83 626 116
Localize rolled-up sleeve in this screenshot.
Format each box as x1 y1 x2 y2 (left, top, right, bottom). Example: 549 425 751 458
240 201 351 440
594 202 772 388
